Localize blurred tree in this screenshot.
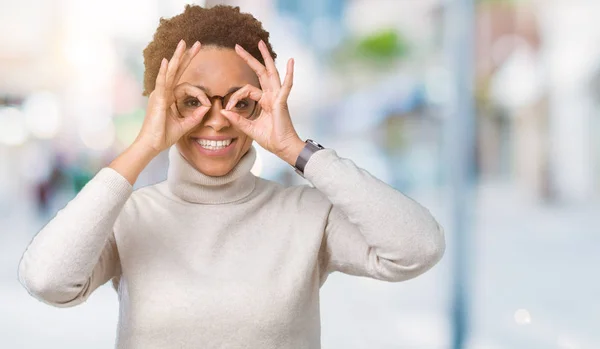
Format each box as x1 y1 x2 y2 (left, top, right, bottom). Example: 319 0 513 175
355 29 410 62
330 28 412 75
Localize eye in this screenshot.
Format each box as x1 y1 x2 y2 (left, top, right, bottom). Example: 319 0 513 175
184 98 202 108
234 100 249 109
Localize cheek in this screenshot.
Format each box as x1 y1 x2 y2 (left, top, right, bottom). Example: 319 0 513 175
238 135 252 153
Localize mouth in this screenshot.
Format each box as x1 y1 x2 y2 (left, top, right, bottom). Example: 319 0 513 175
192 137 238 156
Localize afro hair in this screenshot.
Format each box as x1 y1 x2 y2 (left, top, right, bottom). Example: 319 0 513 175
142 4 277 96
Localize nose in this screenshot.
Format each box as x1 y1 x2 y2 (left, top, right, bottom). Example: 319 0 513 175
203 98 231 132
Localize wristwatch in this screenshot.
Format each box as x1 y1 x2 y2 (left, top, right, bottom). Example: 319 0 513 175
293 139 325 177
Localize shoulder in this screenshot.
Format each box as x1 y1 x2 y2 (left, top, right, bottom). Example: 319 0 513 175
118 180 171 218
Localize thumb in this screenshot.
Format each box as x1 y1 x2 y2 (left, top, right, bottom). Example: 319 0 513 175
221 110 255 137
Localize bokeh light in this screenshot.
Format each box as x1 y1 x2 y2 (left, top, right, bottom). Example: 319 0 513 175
78 117 116 151
514 309 532 325
0 107 29 146
22 92 62 139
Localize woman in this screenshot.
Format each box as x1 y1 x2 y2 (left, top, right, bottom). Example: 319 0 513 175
18 4 445 349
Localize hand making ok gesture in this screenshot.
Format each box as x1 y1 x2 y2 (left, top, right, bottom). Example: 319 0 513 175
220 40 305 166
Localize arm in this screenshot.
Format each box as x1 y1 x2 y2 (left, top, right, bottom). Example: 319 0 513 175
17 143 154 307
18 40 208 307
304 148 446 283
218 43 445 281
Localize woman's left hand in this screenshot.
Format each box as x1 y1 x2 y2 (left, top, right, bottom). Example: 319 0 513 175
220 40 305 166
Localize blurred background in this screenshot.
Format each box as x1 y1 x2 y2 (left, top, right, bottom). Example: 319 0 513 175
1 0 599 348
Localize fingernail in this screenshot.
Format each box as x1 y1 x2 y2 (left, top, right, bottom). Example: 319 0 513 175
259 40 265 48
161 58 167 67
192 41 200 49
235 44 243 51
178 39 185 48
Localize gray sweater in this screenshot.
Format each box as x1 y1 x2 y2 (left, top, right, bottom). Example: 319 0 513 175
18 144 445 348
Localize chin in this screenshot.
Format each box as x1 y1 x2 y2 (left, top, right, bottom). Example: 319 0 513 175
195 163 234 177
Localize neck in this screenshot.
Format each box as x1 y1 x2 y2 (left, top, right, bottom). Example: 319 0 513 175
166 145 257 204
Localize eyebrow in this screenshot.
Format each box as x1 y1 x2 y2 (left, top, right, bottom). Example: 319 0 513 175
194 85 243 96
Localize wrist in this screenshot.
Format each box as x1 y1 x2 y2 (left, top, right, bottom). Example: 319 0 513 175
109 142 158 186
132 138 162 158
279 138 306 167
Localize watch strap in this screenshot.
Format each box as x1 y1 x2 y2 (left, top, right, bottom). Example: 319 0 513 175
294 139 325 177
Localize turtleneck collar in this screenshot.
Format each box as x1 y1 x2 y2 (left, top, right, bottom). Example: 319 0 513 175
166 145 258 205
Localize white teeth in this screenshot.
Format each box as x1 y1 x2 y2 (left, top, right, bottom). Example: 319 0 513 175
196 138 233 150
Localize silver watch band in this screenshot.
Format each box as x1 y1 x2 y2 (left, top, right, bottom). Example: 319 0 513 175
293 139 325 177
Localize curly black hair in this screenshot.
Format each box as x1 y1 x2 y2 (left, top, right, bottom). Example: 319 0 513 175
142 4 277 96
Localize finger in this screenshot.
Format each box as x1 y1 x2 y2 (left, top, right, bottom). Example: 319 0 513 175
277 58 294 103
225 84 263 110
258 40 281 88
220 109 255 137
166 40 187 89
174 82 211 107
170 103 180 118
179 106 210 132
174 41 201 84
234 44 273 91
153 58 168 106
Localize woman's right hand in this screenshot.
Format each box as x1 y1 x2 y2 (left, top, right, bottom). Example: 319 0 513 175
134 39 212 155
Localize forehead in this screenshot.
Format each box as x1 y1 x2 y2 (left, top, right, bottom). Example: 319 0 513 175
177 46 259 94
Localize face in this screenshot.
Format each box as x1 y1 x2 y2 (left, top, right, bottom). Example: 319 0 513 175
175 46 260 177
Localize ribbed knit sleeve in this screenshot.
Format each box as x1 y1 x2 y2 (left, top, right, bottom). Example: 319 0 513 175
18 167 133 307
303 148 445 282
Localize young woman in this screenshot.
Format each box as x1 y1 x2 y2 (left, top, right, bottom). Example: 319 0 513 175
18 5 445 348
